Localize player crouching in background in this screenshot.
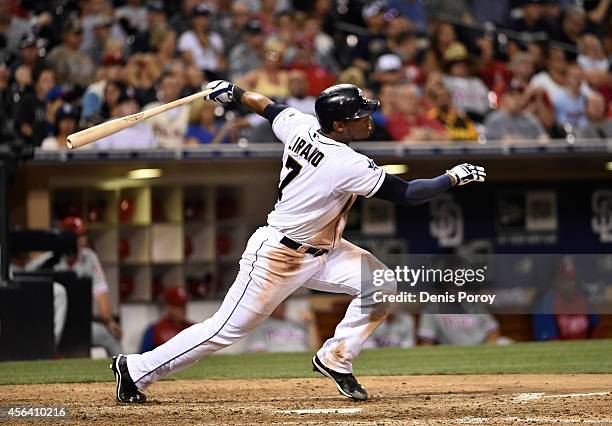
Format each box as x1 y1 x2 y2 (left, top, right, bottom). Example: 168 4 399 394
140 287 195 352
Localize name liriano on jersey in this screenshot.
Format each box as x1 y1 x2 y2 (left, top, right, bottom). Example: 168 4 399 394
267 107 386 250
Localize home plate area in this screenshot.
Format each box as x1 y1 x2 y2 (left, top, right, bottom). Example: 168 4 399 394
1 374 611 425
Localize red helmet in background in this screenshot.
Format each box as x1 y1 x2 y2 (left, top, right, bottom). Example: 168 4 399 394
164 287 188 307
59 216 86 235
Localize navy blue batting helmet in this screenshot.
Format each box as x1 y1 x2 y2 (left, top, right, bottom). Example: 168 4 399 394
315 84 380 132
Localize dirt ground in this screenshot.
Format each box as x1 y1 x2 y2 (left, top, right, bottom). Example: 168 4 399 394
1 374 611 425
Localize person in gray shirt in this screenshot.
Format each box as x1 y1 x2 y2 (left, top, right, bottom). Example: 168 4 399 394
417 304 500 346
484 80 549 143
228 20 264 81
576 92 612 140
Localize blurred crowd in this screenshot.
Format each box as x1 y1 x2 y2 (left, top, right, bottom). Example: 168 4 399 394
0 0 611 150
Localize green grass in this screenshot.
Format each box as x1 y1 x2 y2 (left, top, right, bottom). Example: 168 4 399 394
1 340 611 386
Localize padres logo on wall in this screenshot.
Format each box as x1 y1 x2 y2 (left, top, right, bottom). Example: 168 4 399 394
591 190 612 243
429 194 464 247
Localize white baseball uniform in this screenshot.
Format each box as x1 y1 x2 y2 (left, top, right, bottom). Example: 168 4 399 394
127 107 397 389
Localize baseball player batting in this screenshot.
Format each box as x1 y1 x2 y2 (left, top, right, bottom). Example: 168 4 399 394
110 81 486 403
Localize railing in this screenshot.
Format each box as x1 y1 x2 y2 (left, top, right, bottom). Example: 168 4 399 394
31 139 612 163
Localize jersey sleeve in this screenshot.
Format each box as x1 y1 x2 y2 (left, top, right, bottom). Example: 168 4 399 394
271 107 319 145
85 249 109 296
332 150 386 197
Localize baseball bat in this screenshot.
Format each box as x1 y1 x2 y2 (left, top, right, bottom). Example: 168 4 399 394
65 88 213 149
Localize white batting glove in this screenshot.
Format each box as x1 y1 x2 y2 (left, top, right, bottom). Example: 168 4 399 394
446 163 486 186
205 80 235 103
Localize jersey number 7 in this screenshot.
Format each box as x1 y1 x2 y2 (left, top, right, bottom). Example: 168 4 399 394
278 156 302 201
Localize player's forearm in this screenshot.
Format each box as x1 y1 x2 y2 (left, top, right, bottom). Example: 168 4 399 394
374 173 453 206
484 328 500 344
95 291 114 323
235 88 274 117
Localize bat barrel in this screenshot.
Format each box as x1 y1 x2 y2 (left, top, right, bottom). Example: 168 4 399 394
65 88 212 150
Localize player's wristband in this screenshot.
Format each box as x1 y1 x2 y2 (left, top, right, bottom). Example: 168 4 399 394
233 85 246 103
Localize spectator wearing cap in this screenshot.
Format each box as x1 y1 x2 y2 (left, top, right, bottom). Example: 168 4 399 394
27 216 123 357
140 287 195 352
13 66 55 145
484 80 548 142
131 1 167 53
144 71 189 148
41 103 79 150
177 4 225 78
8 35 39 106
576 92 612 139
218 1 254 55
386 84 448 141
287 40 336 97
510 0 555 35
426 82 478 141
371 53 406 90
81 52 127 126
0 0 31 56
80 0 120 50
45 86 67 133
237 39 289 99
94 88 156 149
46 18 96 89
228 20 264 80
442 42 490 121
352 1 389 71
10 33 44 75
85 14 115 65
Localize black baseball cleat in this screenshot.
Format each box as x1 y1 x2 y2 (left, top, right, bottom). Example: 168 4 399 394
110 354 147 403
312 355 369 401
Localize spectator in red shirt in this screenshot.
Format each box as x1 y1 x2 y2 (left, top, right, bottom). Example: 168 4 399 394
288 40 335 97
140 287 195 352
387 84 448 141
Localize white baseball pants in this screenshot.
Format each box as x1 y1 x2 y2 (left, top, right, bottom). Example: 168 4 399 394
127 226 396 389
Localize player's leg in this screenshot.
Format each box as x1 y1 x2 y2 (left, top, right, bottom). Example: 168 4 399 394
52 282 68 347
123 227 322 392
305 239 396 374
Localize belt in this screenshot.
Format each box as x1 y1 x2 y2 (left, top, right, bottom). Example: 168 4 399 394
280 236 328 257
